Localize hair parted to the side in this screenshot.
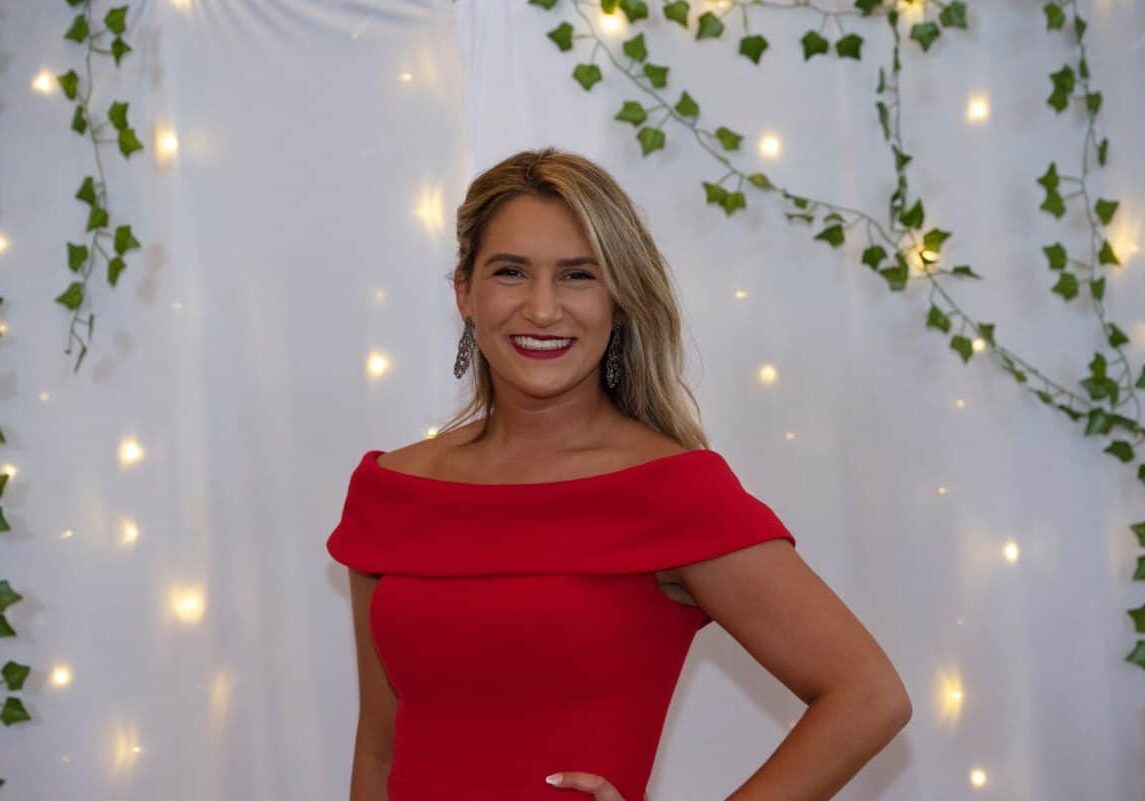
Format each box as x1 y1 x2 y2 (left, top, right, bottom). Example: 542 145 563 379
436 146 709 450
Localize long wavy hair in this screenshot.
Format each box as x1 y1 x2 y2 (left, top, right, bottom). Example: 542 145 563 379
436 147 709 450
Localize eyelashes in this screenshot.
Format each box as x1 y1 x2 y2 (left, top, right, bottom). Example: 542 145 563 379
493 268 595 281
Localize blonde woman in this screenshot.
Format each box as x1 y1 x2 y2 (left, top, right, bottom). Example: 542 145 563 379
328 147 911 801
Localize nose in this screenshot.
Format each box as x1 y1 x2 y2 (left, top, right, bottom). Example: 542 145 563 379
523 276 562 324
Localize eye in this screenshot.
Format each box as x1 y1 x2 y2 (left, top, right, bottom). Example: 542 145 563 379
492 267 595 280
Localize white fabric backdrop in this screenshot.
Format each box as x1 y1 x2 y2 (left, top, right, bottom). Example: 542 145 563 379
2 1 1143 799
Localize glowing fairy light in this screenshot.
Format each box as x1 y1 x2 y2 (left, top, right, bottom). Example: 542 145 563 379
757 364 778 385
169 585 206 624
965 94 990 123
758 134 782 160
120 519 140 548
118 437 145 468
32 70 56 94
50 664 73 688
734 289 748 299
1002 540 1020 563
366 351 391 378
969 768 988 788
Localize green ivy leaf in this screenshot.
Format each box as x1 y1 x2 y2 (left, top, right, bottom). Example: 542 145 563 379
714 126 742 151
663 0 689 27
854 0 882 15
1040 189 1066 218
1108 323 1129 348
636 126 665 156
619 0 649 23
1086 408 1112 435
0 582 21 614
876 101 890 140
1127 641 1145 670
739 34 768 64
118 128 144 157
75 176 98 206
1047 65 1075 112
892 147 911 171
879 256 909 291
1097 138 1109 166
615 101 647 127
1095 199 1118 225
1090 277 1106 301
105 6 129 35
67 243 89 271
899 199 924 229
572 63 602 90
909 22 941 52
108 100 130 130
114 225 140 255
57 69 79 100
622 32 647 61
1051 271 1079 301
835 33 863 60
950 335 973 363
0 615 13 638
86 206 109 232
747 173 773 190
1073 14 1087 39
1 662 29 692
1132 522 1145 545
1086 91 1102 114
977 323 995 345
674 91 699 118
696 11 724 39
547 22 575 51
1136 555 1145 579
71 105 87 135
528 0 558 9
926 305 951 333
815 224 845 247
0 697 30 726
643 63 669 88
55 282 85 311
1129 605 1145 633
1079 57 1089 80
1105 441 1134 463
789 195 810 210
1043 242 1067 270
1098 240 1120 266
801 31 830 60
861 245 886 269
939 2 968 29
702 182 727 205
922 228 951 253
1043 3 1066 29
64 13 90 43
112 38 133 68
951 265 982 279
108 257 127 287
1036 162 1060 191
719 191 746 216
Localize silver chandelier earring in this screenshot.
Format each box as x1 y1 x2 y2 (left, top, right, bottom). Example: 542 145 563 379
604 323 623 390
453 318 477 379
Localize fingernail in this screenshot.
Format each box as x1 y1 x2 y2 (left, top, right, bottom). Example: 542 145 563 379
545 773 563 786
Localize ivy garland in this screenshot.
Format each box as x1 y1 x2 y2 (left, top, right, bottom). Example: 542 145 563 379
528 0 1145 670
1 0 144 792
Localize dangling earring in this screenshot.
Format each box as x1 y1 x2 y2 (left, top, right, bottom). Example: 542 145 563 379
453 318 476 379
605 323 623 390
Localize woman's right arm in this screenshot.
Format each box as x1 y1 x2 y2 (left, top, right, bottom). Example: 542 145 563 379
348 567 398 801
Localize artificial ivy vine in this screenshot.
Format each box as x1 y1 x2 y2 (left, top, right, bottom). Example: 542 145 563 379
529 0 1145 671
1 0 143 792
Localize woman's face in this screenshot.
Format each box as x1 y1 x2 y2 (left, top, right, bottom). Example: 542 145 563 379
456 193 618 398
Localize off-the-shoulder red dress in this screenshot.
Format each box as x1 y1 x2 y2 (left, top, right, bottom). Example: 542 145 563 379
327 448 796 801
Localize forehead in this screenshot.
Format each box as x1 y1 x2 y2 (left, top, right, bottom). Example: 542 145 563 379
480 194 592 253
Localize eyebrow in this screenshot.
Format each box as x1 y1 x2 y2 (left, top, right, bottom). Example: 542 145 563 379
482 253 599 268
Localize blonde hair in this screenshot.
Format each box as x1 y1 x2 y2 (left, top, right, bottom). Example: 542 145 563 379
437 147 709 450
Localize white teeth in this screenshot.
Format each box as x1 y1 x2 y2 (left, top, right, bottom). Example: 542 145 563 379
511 335 573 350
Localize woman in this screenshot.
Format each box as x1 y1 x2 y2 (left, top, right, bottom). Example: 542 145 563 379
327 147 912 801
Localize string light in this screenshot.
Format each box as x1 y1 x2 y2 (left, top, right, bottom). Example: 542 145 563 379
169 585 206 624
154 126 179 166
969 768 988 788
413 183 446 236
398 72 413 83
50 665 73 688
1002 540 1020 563
757 364 778 385
366 351 391 378
598 7 627 36
965 93 991 123
31 69 55 94
0 234 9 253
734 289 748 299
120 519 140 548
758 134 782 160
118 437 145 468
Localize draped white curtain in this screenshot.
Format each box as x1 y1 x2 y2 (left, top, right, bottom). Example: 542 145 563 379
2 1 1142 799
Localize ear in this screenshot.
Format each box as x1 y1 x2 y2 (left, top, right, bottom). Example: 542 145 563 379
453 270 471 322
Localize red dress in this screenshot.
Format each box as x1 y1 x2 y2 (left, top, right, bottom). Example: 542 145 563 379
327 448 797 801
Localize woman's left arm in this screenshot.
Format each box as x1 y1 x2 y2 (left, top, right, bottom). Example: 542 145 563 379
676 539 913 801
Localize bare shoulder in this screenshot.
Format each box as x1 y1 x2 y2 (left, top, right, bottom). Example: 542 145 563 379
374 421 484 475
